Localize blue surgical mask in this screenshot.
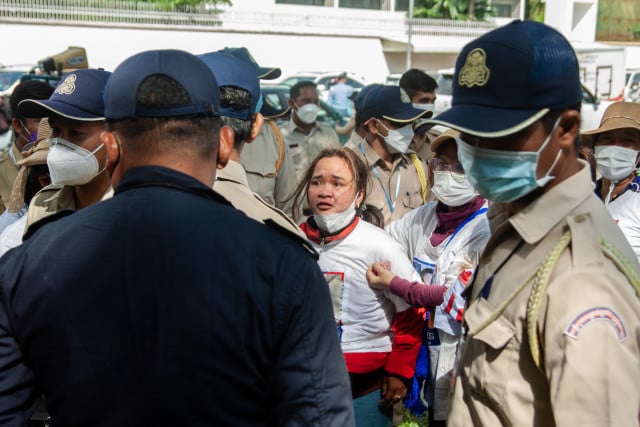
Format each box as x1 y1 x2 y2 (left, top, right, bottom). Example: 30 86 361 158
254 93 264 114
455 118 562 203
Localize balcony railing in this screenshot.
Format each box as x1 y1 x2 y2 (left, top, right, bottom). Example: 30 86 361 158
0 0 498 39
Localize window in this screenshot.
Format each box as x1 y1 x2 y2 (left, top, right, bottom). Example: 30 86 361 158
339 0 382 9
395 0 409 11
276 0 326 5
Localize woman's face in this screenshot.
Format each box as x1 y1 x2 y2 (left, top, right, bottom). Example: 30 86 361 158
308 156 361 215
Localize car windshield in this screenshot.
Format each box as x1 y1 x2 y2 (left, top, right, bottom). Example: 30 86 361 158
0 71 24 91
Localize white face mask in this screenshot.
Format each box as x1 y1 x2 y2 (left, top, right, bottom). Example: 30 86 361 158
594 145 639 182
313 197 357 235
47 137 105 186
295 103 319 124
412 103 435 113
377 121 414 154
431 170 477 207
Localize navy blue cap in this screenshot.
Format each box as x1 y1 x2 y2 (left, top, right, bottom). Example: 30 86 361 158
197 52 260 120
218 47 281 80
104 49 220 120
358 84 431 124
427 20 582 138
18 69 111 122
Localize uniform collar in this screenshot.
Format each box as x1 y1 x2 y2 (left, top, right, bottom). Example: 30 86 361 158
287 116 318 135
216 160 249 187
508 159 594 245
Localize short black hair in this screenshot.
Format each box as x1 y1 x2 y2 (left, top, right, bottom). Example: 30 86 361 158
10 80 55 121
106 74 220 159
290 81 317 101
399 69 438 99
219 85 253 148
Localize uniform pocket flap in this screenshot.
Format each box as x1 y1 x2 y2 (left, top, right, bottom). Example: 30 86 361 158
465 298 516 350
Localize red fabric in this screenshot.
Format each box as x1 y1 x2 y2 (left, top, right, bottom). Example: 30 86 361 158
300 217 360 244
385 307 423 380
430 196 485 246
344 352 388 374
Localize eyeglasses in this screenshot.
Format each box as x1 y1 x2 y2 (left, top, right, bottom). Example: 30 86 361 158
429 158 465 174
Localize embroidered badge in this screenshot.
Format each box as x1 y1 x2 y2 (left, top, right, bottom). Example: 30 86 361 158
565 307 627 341
55 74 77 95
458 48 490 88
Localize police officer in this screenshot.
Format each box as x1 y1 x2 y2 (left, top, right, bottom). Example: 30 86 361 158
197 51 310 245
220 47 298 217
17 69 112 229
352 84 431 226
0 49 354 426
281 80 340 182
0 80 54 212
424 20 640 425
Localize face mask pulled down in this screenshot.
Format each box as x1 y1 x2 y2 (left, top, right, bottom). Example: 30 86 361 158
455 119 562 204
47 137 105 186
313 197 358 235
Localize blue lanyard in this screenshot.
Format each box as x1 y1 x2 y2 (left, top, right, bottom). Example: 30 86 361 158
444 206 488 249
360 143 401 213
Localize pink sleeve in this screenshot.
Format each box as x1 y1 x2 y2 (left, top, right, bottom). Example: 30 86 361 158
389 276 446 308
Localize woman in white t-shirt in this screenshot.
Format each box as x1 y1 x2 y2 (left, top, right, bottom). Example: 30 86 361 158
291 146 423 427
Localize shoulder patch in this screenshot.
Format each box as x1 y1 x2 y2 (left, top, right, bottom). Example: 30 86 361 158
565 307 627 341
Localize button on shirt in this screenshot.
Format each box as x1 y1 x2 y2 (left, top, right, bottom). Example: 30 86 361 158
355 140 425 226
280 118 340 182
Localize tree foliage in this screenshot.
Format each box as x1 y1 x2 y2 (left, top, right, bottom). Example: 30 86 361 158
138 0 232 12
413 0 493 21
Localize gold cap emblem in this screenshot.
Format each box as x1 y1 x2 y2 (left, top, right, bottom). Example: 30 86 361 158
55 74 77 95
458 48 490 88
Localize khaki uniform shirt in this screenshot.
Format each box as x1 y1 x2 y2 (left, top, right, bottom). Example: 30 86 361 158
343 131 365 151
280 118 340 182
26 184 114 230
354 140 426 227
449 161 640 427
215 160 308 243
0 144 23 212
241 120 297 217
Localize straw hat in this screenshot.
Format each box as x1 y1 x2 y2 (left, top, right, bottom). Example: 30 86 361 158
581 102 640 147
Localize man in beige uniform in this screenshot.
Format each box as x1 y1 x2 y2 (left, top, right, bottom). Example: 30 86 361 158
18 69 113 230
425 20 640 426
198 51 311 250
0 80 54 212
353 84 431 226
281 80 340 182
220 47 297 217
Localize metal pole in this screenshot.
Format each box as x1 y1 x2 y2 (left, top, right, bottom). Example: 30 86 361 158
520 0 526 21
407 0 414 70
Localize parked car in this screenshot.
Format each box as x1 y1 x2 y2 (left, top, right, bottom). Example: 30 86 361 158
259 83 349 144
434 67 612 131
279 71 367 103
0 64 37 97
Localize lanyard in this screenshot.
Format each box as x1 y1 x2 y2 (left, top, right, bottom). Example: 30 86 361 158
444 206 488 249
360 143 401 213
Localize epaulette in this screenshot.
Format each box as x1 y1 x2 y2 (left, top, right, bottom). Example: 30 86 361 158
23 208 75 241
263 218 319 260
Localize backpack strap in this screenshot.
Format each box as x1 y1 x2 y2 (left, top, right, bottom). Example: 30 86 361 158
266 119 285 173
408 153 427 204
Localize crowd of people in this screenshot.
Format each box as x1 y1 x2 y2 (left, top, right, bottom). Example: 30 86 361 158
0 18 637 427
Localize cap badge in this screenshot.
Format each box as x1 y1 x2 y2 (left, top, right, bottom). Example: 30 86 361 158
458 48 490 88
55 74 77 95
